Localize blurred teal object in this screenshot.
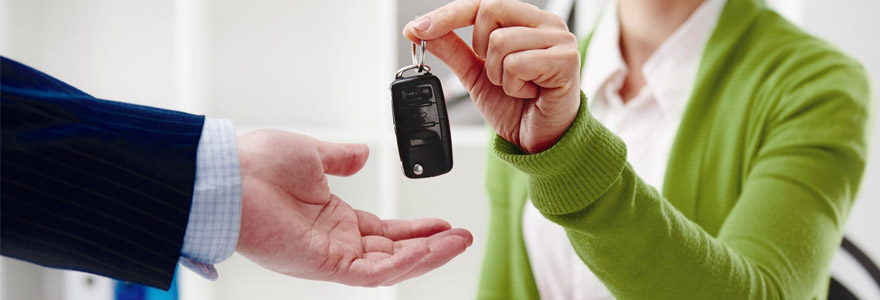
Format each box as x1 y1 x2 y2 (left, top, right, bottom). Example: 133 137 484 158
115 269 179 300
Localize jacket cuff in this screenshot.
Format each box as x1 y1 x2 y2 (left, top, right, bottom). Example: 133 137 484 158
494 92 627 215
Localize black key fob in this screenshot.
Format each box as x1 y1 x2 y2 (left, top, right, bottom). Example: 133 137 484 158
390 70 453 178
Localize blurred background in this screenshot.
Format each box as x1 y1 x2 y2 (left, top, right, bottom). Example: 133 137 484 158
1 0 878 299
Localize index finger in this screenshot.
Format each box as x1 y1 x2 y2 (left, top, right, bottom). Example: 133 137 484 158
405 0 563 58
403 0 480 43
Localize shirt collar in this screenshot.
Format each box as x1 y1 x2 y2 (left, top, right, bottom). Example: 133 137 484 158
581 0 727 113
642 0 727 112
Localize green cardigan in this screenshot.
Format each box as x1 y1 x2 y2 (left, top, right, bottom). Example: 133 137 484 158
476 0 871 299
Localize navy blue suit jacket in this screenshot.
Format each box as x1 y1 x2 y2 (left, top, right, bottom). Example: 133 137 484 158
1 56 204 290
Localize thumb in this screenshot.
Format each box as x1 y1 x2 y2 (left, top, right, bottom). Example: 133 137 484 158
317 141 369 176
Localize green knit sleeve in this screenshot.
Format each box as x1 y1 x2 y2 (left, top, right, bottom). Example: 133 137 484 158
495 63 870 299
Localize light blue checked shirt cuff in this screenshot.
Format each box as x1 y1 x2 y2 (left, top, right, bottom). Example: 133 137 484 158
179 118 242 280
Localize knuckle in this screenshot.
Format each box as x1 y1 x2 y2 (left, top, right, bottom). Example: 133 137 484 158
487 29 508 52
562 47 579 62
481 0 509 19
482 0 502 10
504 54 524 73
562 31 578 45
502 81 519 96
553 52 580 86
543 11 567 28
477 5 493 21
487 68 501 86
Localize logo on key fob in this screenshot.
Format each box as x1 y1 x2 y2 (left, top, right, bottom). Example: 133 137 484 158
389 40 453 178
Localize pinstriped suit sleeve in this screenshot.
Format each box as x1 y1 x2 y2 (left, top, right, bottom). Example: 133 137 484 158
1 56 202 290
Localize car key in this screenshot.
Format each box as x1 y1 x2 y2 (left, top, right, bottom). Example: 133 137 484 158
389 40 452 178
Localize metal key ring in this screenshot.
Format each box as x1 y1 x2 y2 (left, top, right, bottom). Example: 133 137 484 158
411 40 427 72
396 64 432 78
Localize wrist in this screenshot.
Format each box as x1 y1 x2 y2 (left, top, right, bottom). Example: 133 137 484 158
495 92 627 214
521 89 582 154
234 134 255 254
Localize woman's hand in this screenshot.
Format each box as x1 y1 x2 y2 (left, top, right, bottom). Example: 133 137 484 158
404 0 581 153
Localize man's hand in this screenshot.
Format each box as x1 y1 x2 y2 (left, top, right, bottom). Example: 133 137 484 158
404 0 581 153
235 130 473 287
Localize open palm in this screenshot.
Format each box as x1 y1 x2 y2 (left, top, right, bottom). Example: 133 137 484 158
235 130 472 287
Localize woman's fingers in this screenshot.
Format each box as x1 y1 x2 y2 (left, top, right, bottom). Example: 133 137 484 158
401 0 576 100
500 45 580 99
473 0 566 58
418 32 486 91
403 0 570 90
501 53 540 99
484 26 577 86
403 0 562 45
400 0 580 154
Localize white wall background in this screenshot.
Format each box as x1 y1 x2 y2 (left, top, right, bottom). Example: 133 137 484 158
1 0 878 299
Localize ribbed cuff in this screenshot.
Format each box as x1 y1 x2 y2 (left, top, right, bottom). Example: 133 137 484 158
494 92 627 215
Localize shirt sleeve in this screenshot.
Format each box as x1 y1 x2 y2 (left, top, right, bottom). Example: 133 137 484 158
179 118 242 280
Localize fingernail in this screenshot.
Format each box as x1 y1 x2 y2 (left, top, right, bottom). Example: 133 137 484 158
414 16 431 31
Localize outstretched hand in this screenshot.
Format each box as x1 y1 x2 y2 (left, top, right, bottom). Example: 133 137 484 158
404 0 581 153
235 130 472 287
